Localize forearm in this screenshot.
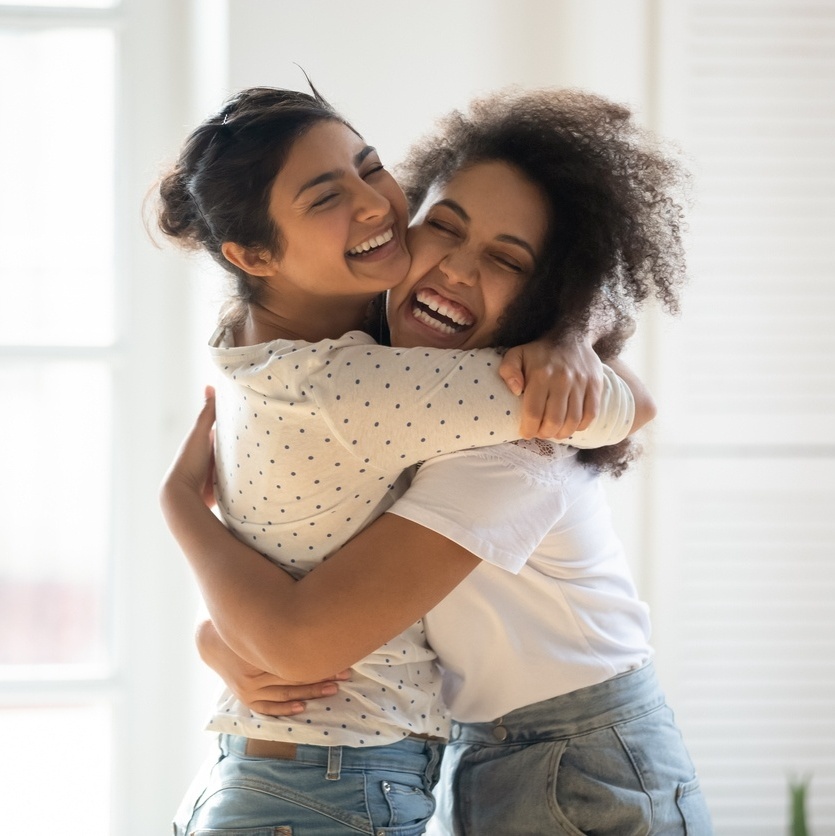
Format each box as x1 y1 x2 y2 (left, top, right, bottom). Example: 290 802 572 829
160 390 476 681
163 478 479 680
160 480 303 676
564 363 635 448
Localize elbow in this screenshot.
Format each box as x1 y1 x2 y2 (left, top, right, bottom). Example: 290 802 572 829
272 658 335 685
631 390 658 433
246 627 343 684
267 634 343 683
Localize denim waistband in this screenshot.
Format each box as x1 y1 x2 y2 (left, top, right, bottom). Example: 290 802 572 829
220 731 441 777
451 663 666 746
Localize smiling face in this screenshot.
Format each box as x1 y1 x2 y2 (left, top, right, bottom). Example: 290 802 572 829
386 161 550 350
264 119 411 301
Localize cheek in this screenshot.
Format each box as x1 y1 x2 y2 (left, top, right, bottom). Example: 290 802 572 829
488 278 525 319
403 228 445 278
310 213 356 258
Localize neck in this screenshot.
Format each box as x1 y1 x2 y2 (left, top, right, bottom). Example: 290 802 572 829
234 294 375 346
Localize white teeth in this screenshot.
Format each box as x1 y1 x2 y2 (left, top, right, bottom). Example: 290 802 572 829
347 228 394 256
415 289 474 327
413 307 460 334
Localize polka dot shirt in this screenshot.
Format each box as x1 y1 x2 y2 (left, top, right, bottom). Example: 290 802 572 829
206 327 634 746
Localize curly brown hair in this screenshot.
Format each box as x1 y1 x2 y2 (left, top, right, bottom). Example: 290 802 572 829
395 88 690 475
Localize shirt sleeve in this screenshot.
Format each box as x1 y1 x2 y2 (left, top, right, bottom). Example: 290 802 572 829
564 363 635 449
307 343 635 471
387 448 569 573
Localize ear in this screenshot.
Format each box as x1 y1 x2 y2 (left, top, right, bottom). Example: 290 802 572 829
221 241 276 277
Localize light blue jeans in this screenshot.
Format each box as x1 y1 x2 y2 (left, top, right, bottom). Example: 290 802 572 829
428 663 713 835
174 733 443 835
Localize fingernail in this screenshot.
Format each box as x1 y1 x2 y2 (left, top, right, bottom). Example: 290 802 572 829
289 702 306 714
322 683 339 696
507 379 523 396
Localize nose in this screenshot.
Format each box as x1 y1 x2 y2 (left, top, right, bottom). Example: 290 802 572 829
353 178 391 222
439 248 478 286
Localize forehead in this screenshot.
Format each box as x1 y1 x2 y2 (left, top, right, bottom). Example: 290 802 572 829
273 120 367 194
433 161 550 249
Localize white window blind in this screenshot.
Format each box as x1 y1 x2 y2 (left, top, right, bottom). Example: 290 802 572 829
651 1 835 831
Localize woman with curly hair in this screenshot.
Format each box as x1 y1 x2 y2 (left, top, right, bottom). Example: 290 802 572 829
163 88 711 833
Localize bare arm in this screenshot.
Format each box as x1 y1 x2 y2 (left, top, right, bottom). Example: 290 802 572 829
163 353 654 683
161 394 479 682
195 617 349 714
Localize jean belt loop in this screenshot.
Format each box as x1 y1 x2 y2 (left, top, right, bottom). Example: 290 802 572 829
427 741 443 786
326 746 343 781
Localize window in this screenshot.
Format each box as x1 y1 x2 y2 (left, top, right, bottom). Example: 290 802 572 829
0 2 200 831
651 1 835 830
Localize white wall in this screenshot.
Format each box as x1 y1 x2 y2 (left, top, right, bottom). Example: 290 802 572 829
220 0 651 166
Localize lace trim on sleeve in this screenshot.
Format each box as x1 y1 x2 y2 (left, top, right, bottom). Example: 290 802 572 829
466 439 578 489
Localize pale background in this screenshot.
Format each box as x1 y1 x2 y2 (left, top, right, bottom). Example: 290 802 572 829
0 1 833 834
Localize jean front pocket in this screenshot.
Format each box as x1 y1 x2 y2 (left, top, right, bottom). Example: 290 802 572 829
551 730 652 834
376 778 436 830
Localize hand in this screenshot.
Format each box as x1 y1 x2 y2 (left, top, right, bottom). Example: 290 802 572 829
161 386 217 509
499 335 604 439
196 619 350 716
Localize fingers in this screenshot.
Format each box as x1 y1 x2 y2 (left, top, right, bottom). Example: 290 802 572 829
521 365 574 439
518 379 550 439
501 339 607 440
498 348 525 397
237 676 346 717
195 386 217 432
575 372 602 432
248 699 308 716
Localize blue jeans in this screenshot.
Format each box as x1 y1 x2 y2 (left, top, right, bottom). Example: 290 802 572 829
427 664 712 835
174 733 443 835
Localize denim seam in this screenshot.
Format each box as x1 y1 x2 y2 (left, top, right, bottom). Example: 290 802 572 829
454 699 666 748
545 739 586 836
612 723 655 827
195 777 374 834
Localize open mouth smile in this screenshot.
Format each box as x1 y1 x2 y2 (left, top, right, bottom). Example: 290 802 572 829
411 288 475 335
347 228 394 257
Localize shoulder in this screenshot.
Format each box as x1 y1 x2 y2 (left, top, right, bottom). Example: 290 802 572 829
208 329 378 371
464 439 580 489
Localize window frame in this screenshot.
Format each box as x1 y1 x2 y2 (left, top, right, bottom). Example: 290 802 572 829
0 1 208 831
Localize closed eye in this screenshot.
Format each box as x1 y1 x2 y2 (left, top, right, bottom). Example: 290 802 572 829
362 163 386 179
427 218 461 237
311 192 339 208
492 254 525 273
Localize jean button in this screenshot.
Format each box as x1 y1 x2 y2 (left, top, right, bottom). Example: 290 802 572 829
492 724 508 741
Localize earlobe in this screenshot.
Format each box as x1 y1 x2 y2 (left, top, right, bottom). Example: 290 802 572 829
221 241 275 276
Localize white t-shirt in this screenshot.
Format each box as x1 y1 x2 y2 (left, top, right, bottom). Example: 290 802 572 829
389 440 652 723
208 328 636 744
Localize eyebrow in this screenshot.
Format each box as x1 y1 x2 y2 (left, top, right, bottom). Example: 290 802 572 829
433 198 539 260
294 145 378 200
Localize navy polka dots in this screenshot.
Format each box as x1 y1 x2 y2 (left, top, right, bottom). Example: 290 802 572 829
205 326 633 747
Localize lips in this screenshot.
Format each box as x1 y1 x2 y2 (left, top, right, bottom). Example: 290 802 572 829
411 287 475 335
346 227 394 257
